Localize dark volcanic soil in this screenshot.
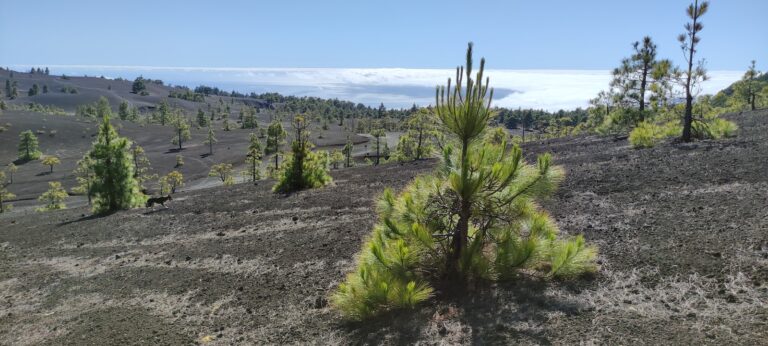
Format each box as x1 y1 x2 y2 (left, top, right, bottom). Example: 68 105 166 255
1 111 767 345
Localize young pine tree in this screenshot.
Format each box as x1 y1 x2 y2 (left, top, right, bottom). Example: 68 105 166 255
370 128 385 165
130 145 155 189
273 115 332 192
160 171 184 194
266 120 287 170
118 101 130 120
88 115 144 213
679 0 709 142
6 163 17 184
332 43 597 320
209 163 234 186
197 108 209 127
18 130 42 161
204 126 217 155
245 133 263 184
41 155 60 173
342 136 353 168
171 112 191 150
72 155 96 205
0 171 15 213
37 181 68 211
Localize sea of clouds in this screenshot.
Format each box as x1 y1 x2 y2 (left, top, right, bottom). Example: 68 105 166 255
28 65 743 111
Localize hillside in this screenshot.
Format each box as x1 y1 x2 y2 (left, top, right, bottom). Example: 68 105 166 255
1 110 765 345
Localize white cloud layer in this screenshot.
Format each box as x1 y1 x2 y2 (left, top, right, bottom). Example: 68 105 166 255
25 65 743 111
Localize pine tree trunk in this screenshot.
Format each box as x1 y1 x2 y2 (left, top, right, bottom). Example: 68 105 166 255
639 63 648 115
681 2 698 143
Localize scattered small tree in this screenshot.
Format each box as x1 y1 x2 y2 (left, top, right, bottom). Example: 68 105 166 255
159 170 184 194
18 130 42 161
0 171 15 213
266 120 287 170
342 136 353 167
37 181 68 211
6 163 17 184
28 84 39 96
175 154 184 168
209 163 234 186
171 113 191 150
42 84 49 93
332 43 597 319
41 155 60 173
204 126 217 155
130 145 156 189
370 128 385 165
242 106 258 129
330 150 344 169
245 133 263 184
72 155 96 205
96 96 112 118
88 115 145 213
737 60 761 111
678 0 709 142
118 101 130 120
132 77 147 94
273 115 332 192
196 108 209 127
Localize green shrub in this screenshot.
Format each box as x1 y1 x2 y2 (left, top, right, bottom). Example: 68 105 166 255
693 118 738 139
331 43 597 320
273 116 332 192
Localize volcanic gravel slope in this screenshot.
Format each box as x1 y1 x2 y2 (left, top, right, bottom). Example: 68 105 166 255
1 111 767 345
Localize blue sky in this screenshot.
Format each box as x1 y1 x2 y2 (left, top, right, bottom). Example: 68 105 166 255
1 0 765 70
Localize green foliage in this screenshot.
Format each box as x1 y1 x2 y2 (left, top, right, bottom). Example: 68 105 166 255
18 130 41 160
333 43 597 320
72 155 96 205
265 120 287 154
130 145 155 189
0 171 16 212
132 77 147 94
171 113 191 150
168 88 205 102
175 154 184 168
330 150 344 169
342 137 354 167
204 126 217 155
242 107 258 129
88 115 145 213
196 108 209 127
159 171 184 194
273 116 332 192
37 181 68 211
41 155 60 172
118 101 130 120
209 163 235 186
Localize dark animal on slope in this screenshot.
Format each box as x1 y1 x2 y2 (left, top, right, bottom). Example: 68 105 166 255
146 195 172 208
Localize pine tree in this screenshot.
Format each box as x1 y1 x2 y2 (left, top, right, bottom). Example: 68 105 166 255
197 108 209 127
342 136 353 167
42 84 49 93
204 126 217 155
118 101 130 120
370 129 385 165
273 115 332 192
41 155 60 173
4 80 10 98
209 163 234 186
739 60 761 111
160 171 184 194
245 133 263 184
175 155 184 168
72 155 96 205
242 106 258 129
18 130 42 161
37 181 68 211
158 99 170 126
171 112 191 150
130 145 155 189
330 150 344 169
332 43 597 319
679 0 709 142
0 171 15 213
132 77 146 94
88 115 144 213
266 120 287 170
96 96 112 118
28 84 39 96
6 163 17 184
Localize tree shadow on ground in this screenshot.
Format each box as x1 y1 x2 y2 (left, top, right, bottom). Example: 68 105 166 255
165 148 186 154
35 171 52 176
199 153 212 158
12 158 34 165
58 211 113 226
340 277 592 345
